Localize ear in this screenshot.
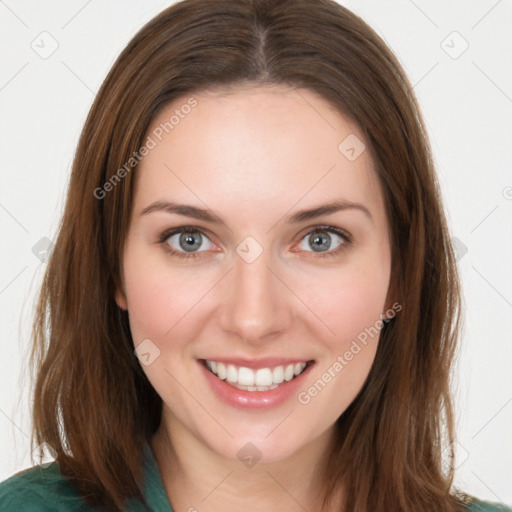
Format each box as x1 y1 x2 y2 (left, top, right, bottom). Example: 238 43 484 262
115 287 128 310
115 277 128 311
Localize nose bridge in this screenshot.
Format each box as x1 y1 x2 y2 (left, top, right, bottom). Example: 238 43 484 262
220 242 290 342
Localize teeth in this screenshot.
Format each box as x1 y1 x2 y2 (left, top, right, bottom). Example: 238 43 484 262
231 382 279 391
204 360 308 390
238 366 255 386
284 364 294 381
216 362 227 380
226 364 237 383
255 368 273 386
272 365 284 383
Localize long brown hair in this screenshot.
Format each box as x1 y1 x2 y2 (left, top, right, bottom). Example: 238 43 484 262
29 0 465 510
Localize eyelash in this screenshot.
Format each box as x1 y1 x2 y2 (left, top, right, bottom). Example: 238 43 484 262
157 225 353 260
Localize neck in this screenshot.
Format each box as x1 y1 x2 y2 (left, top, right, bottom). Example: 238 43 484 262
151 409 342 512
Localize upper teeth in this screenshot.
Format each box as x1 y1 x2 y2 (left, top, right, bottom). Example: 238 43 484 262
205 360 307 386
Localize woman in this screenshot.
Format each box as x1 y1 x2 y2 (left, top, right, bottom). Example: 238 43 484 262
0 0 509 511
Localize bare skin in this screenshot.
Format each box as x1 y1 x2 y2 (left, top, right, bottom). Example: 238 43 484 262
116 84 393 511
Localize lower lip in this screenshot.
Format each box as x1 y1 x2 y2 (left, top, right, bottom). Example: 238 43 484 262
198 359 315 410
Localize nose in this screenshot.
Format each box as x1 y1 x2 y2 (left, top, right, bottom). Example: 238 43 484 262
219 247 293 345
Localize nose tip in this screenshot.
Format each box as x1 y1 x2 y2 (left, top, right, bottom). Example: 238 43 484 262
219 248 291 344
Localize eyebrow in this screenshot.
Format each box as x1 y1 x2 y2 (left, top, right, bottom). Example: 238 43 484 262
140 199 373 225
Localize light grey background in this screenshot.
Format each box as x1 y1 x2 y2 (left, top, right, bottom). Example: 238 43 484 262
1 0 511 505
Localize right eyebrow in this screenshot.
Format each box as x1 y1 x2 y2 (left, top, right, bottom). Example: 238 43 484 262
140 201 228 228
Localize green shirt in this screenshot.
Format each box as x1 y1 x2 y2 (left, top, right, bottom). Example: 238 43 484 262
0 444 172 511
0 444 510 511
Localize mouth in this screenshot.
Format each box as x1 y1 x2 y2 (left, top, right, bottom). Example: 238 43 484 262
200 358 315 392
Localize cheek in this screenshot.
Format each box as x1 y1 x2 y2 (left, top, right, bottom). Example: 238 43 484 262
293 265 389 420
122 247 202 345
299 252 391 351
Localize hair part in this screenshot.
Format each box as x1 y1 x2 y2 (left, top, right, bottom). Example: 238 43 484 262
29 0 464 510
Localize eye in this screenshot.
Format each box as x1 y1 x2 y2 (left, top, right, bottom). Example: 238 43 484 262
295 226 351 258
158 225 352 260
158 227 217 259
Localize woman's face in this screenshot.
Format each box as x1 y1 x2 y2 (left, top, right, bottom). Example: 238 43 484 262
116 84 393 463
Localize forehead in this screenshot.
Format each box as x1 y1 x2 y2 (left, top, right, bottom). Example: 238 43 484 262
133 84 383 221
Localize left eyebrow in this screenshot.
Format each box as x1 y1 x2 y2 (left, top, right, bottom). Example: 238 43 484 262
283 199 373 224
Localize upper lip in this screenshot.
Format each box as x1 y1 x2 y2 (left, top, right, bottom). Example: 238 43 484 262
199 357 314 369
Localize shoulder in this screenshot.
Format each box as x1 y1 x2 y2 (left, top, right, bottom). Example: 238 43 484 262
462 494 512 512
0 462 87 512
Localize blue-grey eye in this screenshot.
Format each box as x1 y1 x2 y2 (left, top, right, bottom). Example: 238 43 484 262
298 229 345 253
180 232 202 252
166 230 213 253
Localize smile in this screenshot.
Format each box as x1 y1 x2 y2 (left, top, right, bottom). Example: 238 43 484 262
202 359 311 392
